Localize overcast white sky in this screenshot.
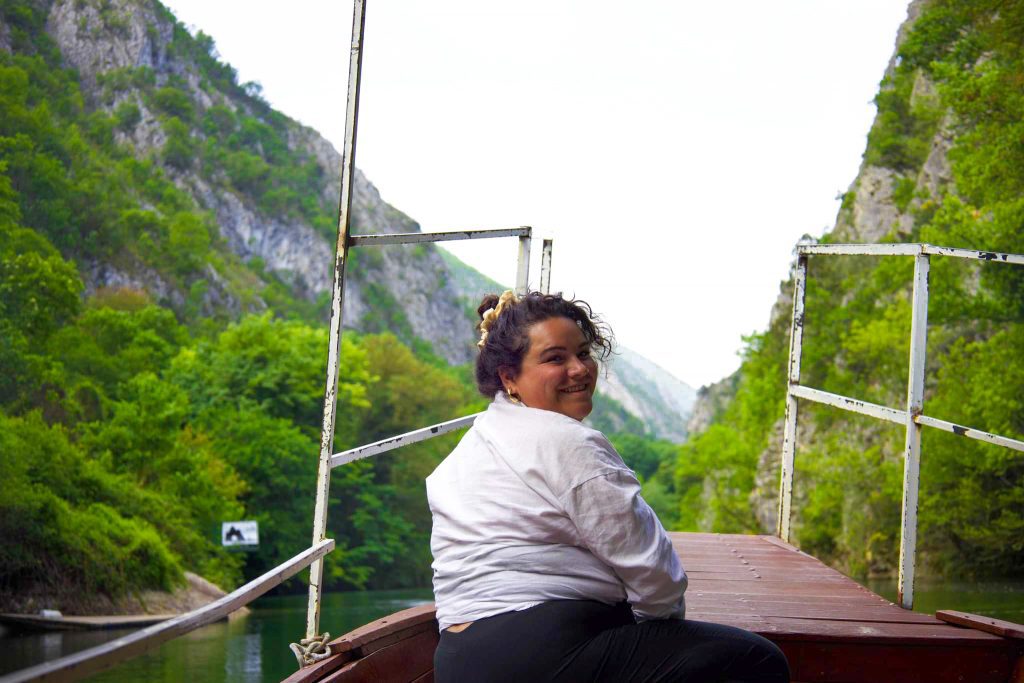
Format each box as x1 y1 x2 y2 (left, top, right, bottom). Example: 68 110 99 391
163 1 911 388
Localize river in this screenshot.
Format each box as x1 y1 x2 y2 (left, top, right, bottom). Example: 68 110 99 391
2 581 1022 682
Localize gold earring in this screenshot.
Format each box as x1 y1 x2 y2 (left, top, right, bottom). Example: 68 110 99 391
506 387 521 404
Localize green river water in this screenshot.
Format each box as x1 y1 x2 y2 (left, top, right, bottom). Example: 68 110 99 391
2 580 1022 682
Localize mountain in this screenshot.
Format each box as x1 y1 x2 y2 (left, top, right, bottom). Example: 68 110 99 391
26 0 482 363
676 0 1024 578
598 348 696 443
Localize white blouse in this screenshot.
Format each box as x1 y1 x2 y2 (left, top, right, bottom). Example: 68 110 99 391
427 393 687 630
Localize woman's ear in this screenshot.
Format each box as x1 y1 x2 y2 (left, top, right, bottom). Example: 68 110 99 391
497 367 516 394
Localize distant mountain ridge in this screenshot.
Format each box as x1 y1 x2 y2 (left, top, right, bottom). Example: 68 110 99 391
438 250 696 440
599 348 696 443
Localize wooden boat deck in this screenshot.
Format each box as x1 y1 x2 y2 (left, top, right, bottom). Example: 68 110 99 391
284 532 1024 683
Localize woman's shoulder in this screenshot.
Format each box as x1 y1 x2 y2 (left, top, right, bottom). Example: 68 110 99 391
477 397 629 489
483 394 607 443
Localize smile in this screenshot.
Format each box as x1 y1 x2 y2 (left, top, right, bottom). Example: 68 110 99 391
559 384 589 394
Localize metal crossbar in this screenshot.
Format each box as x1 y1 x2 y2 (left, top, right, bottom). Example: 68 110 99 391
777 242 1024 610
1 540 335 683
797 242 1024 264
330 414 481 469
348 227 531 247
789 385 906 424
790 386 1024 452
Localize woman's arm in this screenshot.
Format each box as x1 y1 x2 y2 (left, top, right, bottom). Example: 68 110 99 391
564 469 687 620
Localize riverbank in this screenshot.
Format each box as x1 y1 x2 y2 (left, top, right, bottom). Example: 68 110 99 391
0 572 247 623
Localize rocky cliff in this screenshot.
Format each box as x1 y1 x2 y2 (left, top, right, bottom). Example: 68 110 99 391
600 348 696 443
39 0 477 362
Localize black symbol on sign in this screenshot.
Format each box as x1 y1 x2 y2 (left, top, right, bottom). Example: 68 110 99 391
226 526 245 542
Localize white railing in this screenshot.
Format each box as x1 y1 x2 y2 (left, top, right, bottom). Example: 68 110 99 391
777 242 1024 610
1 539 335 683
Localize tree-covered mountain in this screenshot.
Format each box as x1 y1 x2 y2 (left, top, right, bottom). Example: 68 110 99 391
659 0 1024 579
0 0 692 611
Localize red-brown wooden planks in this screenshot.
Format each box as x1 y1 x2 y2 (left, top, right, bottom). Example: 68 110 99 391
780 640 1019 683
281 605 437 683
319 629 437 683
667 533 1024 682
937 610 1024 639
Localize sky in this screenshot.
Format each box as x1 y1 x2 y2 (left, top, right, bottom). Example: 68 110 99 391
163 0 912 388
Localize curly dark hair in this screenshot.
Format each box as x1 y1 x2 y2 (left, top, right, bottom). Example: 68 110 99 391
474 291 613 398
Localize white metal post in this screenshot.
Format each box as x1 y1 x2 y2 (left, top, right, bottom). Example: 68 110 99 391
305 0 366 644
540 239 553 294
898 253 929 609
777 254 807 542
515 228 532 295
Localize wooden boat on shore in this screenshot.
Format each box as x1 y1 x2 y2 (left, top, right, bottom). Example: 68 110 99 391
284 533 1024 683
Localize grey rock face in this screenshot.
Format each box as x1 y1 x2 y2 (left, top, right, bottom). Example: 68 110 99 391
0 18 11 52
46 0 174 93
846 166 914 243
741 0 941 534
685 370 740 437
84 259 183 309
42 0 480 363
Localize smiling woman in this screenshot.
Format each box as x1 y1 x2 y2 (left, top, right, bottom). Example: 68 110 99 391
500 315 599 420
424 291 789 681
474 290 611 421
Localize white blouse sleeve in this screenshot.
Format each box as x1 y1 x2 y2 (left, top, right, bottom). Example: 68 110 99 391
564 469 687 621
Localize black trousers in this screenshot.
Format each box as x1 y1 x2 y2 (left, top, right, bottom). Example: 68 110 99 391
434 600 790 683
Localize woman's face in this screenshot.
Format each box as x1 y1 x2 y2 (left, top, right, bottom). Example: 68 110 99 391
499 316 598 421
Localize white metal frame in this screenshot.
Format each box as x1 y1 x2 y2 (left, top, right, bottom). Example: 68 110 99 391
777 242 1024 609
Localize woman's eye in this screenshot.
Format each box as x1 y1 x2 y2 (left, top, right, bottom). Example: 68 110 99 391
546 355 563 363
578 350 592 360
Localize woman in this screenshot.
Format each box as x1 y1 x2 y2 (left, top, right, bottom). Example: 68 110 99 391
427 290 789 682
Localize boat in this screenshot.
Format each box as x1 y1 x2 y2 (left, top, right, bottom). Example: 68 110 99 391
282 534 1024 682
6 2 1024 682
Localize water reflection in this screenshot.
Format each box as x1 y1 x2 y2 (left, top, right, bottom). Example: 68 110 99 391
0 588 433 683
864 577 1024 622
225 623 262 682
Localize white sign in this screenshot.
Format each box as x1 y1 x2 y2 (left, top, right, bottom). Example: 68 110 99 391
222 521 259 547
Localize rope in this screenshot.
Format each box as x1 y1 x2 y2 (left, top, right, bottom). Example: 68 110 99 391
289 632 332 667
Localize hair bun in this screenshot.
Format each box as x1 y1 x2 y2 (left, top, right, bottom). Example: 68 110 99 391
477 294 500 320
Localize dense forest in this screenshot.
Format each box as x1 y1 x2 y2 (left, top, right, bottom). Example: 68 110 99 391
647 0 1024 579
0 0 681 611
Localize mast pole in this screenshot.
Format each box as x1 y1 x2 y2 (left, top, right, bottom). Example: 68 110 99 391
305 0 367 645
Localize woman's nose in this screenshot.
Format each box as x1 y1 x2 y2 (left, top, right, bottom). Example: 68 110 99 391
567 357 590 378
